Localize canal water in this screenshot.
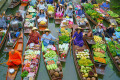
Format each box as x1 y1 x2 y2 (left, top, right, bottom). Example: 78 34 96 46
0 0 120 80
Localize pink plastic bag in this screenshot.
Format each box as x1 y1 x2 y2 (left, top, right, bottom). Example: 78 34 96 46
51 47 56 50
69 21 73 24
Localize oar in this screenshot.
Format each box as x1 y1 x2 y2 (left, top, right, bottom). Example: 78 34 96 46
41 37 57 42
0 59 20 65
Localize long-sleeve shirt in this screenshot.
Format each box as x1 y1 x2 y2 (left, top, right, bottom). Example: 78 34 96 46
38 12 46 18
37 4 46 10
41 34 56 43
65 9 73 17
0 17 7 28
76 9 85 16
59 0 65 5
56 7 64 13
106 27 115 37
100 2 110 10
29 31 41 41
72 32 83 41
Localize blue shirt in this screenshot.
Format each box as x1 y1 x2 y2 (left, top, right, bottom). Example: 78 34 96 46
38 13 46 17
0 17 7 28
59 0 65 5
41 34 56 43
100 2 110 10
76 9 85 16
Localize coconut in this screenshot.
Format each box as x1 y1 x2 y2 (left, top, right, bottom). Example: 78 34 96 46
59 72 63 77
54 68 60 72
54 72 59 77
91 77 96 80
50 70 55 75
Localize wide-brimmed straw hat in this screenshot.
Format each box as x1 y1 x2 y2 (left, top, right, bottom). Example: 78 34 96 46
75 27 82 31
106 0 110 2
59 4 62 6
111 23 115 25
69 5 73 8
32 27 38 30
44 29 51 32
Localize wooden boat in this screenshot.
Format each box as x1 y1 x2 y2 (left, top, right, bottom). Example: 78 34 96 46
21 38 41 80
54 6 65 24
103 34 120 71
24 6 37 34
21 0 29 4
0 26 9 50
6 33 23 80
42 44 63 80
3 31 21 53
72 26 98 80
8 0 21 8
37 14 48 31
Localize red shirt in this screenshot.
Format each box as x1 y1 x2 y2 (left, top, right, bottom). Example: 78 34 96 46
29 31 41 41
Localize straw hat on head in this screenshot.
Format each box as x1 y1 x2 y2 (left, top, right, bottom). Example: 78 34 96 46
111 23 115 26
44 29 51 33
69 5 73 8
32 27 38 30
75 27 82 31
106 0 110 2
59 4 62 6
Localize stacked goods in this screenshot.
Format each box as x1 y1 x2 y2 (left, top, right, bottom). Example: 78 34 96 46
60 18 73 27
76 49 98 80
24 6 37 28
47 5 55 15
21 44 41 80
116 18 120 24
107 10 119 18
92 36 107 64
83 3 103 23
43 45 63 79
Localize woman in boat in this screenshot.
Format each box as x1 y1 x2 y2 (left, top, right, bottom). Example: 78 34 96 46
41 29 59 46
91 0 97 4
37 1 46 11
106 23 115 38
65 5 73 18
80 0 88 3
14 11 23 21
72 27 84 47
56 4 64 17
93 24 104 37
76 6 85 18
100 0 110 10
7 49 21 67
37 9 47 23
0 14 7 29
28 27 41 45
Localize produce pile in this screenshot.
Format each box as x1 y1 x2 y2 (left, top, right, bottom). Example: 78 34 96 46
21 44 40 79
115 27 120 32
47 5 54 14
76 49 98 79
92 36 107 64
83 3 103 23
43 45 63 79
107 41 120 67
24 6 36 27
60 18 73 27
116 18 120 24
107 10 119 18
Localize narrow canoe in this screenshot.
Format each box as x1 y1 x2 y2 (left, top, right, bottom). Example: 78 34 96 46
21 38 41 80
72 26 98 80
42 44 63 80
6 33 23 80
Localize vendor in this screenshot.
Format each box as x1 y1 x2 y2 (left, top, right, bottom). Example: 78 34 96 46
100 0 110 10
76 6 85 17
80 0 87 3
56 1 60 8
37 1 46 11
56 4 64 17
72 27 84 47
0 14 7 29
7 49 21 67
28 27 41 45
106 23 115 38
14 11 23 21
93 24 104 37
59 0 65 5
65 5 73 18
37 9 47 23
41 29 59 46
91 0 97 4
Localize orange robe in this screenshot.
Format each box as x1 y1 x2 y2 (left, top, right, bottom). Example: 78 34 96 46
7 51 21 66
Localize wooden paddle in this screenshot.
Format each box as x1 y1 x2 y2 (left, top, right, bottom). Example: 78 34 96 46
0 59 20 65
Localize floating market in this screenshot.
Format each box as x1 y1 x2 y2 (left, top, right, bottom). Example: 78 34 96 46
0 0 120 80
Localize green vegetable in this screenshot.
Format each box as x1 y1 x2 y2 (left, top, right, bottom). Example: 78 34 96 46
94 52 106 57
107 10 119 17
78 59 94 66
21 71 28 78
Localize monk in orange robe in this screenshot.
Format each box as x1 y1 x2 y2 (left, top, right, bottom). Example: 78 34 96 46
7 49 21 66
